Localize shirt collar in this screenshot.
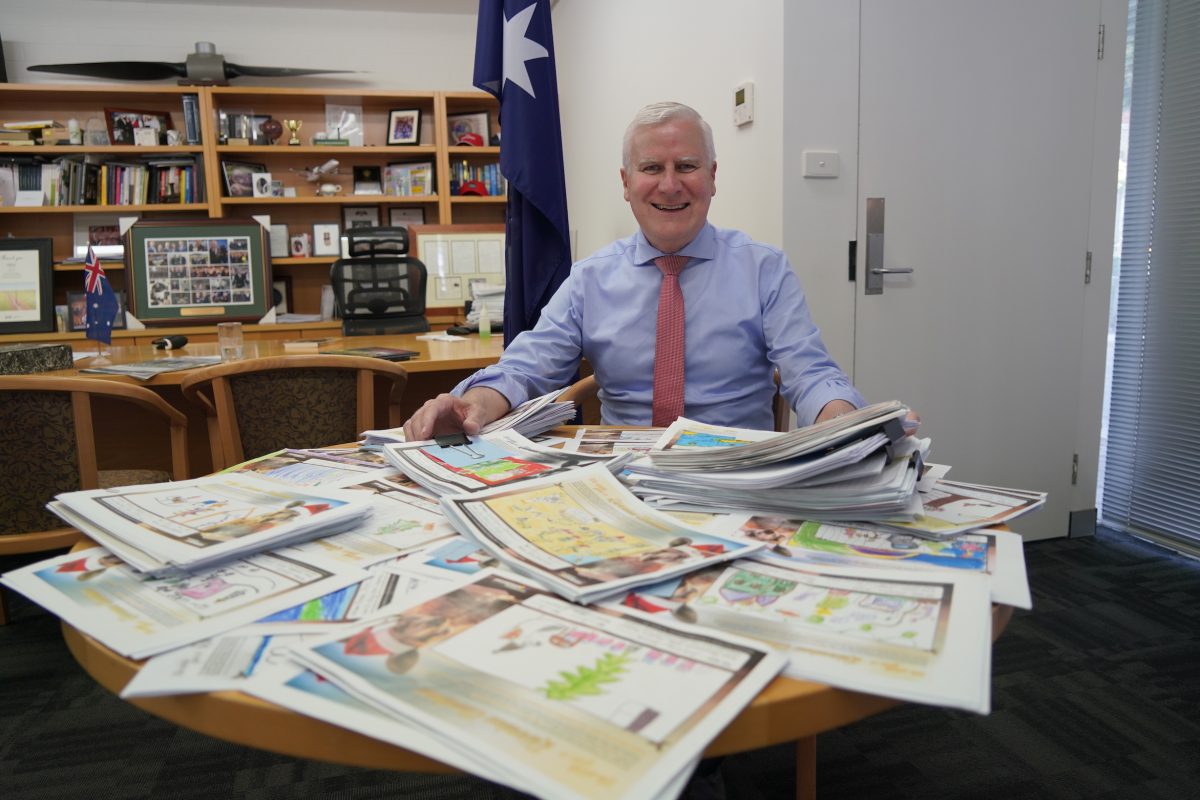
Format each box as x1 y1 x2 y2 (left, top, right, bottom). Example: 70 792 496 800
632 223 716 266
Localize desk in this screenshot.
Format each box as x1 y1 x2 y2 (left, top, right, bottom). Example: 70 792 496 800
61 555 1012 800
38 333 505 477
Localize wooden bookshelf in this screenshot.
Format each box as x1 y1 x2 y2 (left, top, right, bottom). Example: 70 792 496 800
0 82 502 344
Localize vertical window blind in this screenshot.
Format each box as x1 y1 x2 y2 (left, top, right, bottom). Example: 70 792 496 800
1102 0 1200 552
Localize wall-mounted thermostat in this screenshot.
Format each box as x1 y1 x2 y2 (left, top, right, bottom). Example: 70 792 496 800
733 82 754 127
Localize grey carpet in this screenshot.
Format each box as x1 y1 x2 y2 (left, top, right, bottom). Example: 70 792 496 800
2 526 1197 799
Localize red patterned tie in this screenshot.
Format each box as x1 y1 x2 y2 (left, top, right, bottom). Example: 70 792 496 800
652 255 689 426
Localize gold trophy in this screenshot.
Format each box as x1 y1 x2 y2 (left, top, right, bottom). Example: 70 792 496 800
283 119 303 146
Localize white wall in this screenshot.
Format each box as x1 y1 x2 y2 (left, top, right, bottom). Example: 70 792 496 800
552 0 784 260
1 0 478 91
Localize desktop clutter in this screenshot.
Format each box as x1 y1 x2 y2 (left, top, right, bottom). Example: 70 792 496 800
1 394 1043 800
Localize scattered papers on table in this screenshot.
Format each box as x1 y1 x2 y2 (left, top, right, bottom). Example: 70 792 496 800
440 463 761 604
0 546 363 658
624 558 994 714
48 473 374 577
288 570 785 800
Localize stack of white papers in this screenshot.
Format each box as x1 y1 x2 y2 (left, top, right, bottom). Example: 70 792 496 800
382 430 632 499
439 463 761 604
621 558 994 714
47 473 375 577
287 569 786 799
628 407 924 522
362 388 578 446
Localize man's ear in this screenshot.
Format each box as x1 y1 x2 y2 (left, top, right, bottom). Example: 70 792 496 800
620 167 630 202
710 161 717 196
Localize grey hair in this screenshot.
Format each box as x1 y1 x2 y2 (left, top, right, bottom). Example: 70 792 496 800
622 102 716 171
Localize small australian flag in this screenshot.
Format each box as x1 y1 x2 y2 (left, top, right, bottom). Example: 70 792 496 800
83 245 119 345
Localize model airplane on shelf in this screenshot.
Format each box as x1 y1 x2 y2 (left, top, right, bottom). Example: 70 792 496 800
27 41 356 85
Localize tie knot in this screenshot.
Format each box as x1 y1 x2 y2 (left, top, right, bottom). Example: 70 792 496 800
654 255 688 276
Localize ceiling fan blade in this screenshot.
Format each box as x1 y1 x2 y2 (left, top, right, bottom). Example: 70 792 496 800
28 61 187 81
223 63 358 79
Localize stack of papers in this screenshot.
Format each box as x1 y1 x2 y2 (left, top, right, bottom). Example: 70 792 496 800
47 473 375 577
381 430 632 498
363 388 578 446
627 403 924 521
621 558 994 713
286 570 785 799
439 463 760 603
80 355 221 381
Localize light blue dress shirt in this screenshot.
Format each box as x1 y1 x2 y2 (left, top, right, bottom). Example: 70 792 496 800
455 224 864 430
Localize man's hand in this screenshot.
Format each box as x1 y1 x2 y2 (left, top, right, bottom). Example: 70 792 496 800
402 387 511 441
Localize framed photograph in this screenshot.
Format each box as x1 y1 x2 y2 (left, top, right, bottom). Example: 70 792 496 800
353 165 382 195
124 218 271 325
389 207 426 227
105 108 173 146
342 205 381 230
411 224 505 309
251 172 274 198
447 112 490 145
0 237 54 334
221 160 266 197
387 108 421 145
220 112 273 145
312 223 341 256
66 290 127 332
325 103 364 146
272 276 292 314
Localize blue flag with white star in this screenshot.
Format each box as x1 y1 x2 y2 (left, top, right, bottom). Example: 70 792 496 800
83 245 119 345
474 0 571 345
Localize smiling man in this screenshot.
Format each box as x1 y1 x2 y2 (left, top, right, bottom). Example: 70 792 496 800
403 101 863 439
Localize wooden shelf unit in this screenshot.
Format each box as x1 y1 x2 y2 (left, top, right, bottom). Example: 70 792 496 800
0 83 501 345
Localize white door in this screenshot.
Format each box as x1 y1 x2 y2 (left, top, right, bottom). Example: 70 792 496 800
853 1 1115 540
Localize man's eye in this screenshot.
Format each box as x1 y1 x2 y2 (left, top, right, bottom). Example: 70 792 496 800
641 165 662 174
676 163 697 173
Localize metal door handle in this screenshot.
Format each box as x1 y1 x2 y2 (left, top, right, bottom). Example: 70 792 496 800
865 198 913 294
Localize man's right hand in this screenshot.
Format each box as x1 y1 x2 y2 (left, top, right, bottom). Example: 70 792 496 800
402 387 511 441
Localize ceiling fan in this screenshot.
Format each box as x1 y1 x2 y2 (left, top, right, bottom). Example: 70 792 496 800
28 41 356 85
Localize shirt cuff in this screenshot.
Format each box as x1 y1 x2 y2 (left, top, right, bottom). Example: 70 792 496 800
794 381 867 428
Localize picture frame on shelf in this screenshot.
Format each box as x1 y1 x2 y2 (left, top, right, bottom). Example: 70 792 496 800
353 165 382 195
104 108 173 146
67 290 127 332
221 160 267 197
387 108 421 145
342 205 381 230
384 161 434 197
220 112 273 145
272 276 292 314
447 112 490 146
312 223 341 256
124 218 271 325
388 207 426 227
0 237 54 334
324 103 364 146
251 172 274 198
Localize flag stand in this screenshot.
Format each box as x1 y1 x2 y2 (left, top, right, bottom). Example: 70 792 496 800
91 339 112 366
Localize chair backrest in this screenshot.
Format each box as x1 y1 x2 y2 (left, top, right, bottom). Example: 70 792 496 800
0 376 189 542
329 251 430 335
179 354 409 470
560 371 792 432
345 225 409 256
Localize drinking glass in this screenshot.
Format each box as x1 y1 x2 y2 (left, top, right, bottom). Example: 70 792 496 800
217 322 244 361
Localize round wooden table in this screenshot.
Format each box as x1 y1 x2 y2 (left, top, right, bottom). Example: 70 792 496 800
62 579 1011 799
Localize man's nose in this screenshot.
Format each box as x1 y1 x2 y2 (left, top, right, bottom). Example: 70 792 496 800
658 168 682 192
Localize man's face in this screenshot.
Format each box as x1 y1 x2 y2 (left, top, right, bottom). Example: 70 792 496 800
621 119 716 254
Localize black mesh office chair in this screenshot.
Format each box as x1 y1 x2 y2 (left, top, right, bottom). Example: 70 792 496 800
329 227 430 335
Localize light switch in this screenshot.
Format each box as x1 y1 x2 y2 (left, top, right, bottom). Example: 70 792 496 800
802 150 839 178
